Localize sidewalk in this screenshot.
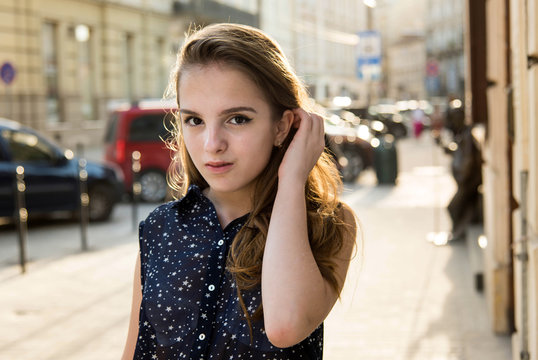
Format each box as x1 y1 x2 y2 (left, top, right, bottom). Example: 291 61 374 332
0 135 512 359
324 136 512 359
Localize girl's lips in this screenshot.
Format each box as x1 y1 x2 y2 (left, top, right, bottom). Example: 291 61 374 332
205 162 234 174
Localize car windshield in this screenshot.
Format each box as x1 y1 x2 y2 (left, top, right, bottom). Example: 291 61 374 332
104 113 119 143
128 113 174 142
1 129 58 163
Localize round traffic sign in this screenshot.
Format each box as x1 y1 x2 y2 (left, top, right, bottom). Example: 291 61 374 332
1 62 16 85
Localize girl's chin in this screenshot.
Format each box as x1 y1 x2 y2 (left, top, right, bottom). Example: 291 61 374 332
205 181 256 197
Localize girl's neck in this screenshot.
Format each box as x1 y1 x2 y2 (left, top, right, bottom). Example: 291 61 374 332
203 188 252 228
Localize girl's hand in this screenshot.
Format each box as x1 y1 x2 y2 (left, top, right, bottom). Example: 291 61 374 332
278 108 325 184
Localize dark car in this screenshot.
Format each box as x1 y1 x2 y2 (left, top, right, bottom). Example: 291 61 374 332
347 105 408 139
104 100 176 203
321 109 375 183
0 118 124 221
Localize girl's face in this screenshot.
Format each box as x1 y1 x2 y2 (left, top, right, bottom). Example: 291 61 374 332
179 63 287 199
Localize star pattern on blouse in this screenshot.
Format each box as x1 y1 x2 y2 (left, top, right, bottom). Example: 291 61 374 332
133 185 323 359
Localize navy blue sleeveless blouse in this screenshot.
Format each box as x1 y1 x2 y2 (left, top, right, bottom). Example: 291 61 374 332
134 185 323 359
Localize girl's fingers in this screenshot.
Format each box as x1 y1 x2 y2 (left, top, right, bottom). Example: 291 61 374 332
292 108 321 134
312 113 323 137
292 108 311 131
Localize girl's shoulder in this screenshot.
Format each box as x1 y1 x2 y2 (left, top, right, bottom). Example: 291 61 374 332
141 199 185 232
146 200 180 221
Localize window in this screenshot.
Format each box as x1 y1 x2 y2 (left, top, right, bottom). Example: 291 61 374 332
128 113 173 142
1 130 57 163
75 24 96 120
123 33 134 101
42 22 61 123
104 113 119 143
156 37 167 95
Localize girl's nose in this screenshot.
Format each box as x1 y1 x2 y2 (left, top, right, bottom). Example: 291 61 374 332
204 127 227 153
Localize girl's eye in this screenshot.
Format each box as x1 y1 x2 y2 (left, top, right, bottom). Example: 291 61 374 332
184 117 203 126
229 115 252 125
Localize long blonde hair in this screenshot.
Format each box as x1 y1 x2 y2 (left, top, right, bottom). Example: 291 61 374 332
166 23 355 332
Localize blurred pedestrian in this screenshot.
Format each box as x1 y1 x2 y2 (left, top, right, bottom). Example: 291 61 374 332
439 98 483 242
121 23 357 360
446 124 483 241
445 96 465 137
411 108 425 138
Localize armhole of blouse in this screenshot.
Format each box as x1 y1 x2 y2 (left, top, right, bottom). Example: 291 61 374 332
138 220 146 288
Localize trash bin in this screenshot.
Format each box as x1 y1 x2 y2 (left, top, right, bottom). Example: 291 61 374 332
374 137 398 185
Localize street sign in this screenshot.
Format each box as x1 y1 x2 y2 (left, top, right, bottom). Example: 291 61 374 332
356 31 382 81
1 62 16 85
426 59 439 77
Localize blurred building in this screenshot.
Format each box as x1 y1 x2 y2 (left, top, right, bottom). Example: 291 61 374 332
0 0 177 147
425 0 465 100
0 0 258 148
387 33 426 100
374 0 427 101
465 0 538 358
0 0 369 147
261 0 370 108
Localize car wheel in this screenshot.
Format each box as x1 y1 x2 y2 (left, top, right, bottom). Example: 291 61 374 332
341 149 365 183
139 170 167 203
89 184 114 221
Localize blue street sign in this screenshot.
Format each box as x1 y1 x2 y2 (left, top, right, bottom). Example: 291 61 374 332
1 62 16 85
356 31 382 80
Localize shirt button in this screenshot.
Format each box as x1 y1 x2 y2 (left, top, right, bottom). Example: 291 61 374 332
198 333 206 341
208 284 215 291
218 240 224 246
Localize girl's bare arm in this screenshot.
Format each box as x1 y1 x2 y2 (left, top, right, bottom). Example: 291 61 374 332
261 109 356 348
121 254 142 360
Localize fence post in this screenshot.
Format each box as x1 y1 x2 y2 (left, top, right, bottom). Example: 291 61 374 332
15 166 28 273
131 151 141 232
78 157 89 251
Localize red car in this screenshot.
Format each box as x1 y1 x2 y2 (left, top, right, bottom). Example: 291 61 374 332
104 101 176 202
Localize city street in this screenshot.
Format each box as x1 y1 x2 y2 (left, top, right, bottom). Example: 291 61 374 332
0 133 512 359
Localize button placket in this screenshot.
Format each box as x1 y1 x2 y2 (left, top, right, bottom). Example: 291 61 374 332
190 233 228 359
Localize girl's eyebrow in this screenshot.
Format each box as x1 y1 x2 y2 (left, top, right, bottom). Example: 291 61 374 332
179 106 257 116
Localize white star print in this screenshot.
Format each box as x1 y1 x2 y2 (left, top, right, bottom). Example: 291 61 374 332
136 187 322 357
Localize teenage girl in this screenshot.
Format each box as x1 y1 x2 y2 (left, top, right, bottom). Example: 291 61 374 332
122 23 357 360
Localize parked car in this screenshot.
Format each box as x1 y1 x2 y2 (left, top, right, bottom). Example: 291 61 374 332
0 118 124 221
105 99 375 192
319 108 375 183
104 100 176 202
347 105 408 139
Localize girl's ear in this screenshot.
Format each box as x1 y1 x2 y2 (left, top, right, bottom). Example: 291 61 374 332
274 110 294 146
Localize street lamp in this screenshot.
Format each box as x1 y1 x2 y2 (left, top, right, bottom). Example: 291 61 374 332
363 0 376 8
75 24 90 42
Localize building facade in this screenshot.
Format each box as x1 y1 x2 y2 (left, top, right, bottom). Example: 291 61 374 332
465 0 538 358
0 0 180 148
261 0 369 108
0 0 369 148
373 0 427 101
426 0 465 99
0 0 258 149
386 34 426 100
